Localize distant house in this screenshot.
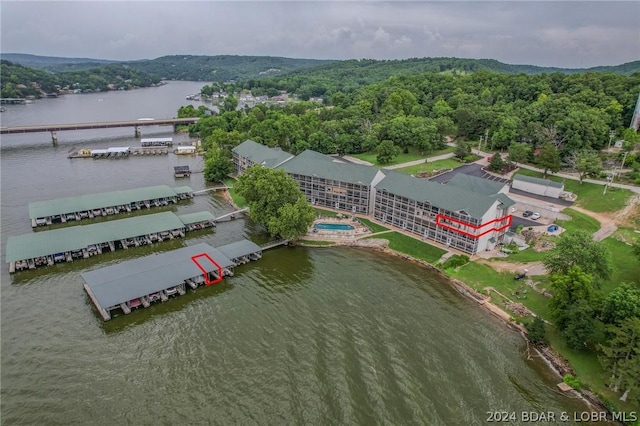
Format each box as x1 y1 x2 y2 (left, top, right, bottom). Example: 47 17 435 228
511 174 564 198
231 140 294 175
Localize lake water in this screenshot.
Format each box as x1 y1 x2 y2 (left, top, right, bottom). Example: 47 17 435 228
0 82 594 424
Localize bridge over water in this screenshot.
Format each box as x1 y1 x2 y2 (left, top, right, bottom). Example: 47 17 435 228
0 117 200 144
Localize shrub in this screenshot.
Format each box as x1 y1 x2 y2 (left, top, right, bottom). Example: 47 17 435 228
563 374 582 390
442 254 470 269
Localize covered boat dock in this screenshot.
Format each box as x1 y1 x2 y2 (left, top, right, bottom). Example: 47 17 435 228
29 185 194 227
82 240 263 321
218 240 262 265
6 211 217 272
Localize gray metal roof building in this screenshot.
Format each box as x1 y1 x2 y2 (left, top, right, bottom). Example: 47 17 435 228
375 170 500 220
277 150 382 185
6 212 188 263
232 140 294 168
82 243 234 312
28 185 193 219
512 174 564 189
178 211 216 225
218 240 262 261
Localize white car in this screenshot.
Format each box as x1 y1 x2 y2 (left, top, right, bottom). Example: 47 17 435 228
531 212 541 220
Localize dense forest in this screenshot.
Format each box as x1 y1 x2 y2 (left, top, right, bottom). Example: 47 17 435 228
191 70 640 161
0 60 162 98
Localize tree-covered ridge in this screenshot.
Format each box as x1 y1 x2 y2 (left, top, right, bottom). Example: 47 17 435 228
122 55 333 82
0 53 117 72
0 60 162 98
232 57 640 99
193 70 639 164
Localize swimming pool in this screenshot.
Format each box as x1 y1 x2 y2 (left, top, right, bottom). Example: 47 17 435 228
315 223 355 231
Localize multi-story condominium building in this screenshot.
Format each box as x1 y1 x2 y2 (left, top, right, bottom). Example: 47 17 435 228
231 139 294 175
232 140 514 254
373 171 514 254
276 150 386 215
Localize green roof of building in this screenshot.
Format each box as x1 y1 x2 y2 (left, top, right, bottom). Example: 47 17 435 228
513 174 564 189
179 211 216 225
375 170 499 219
233 139 294 168
173 186 194 195
82 243 234 309
278 150 383 185
447 173 506 195
494 193 516 209
28 185 193 219
5 212 188 262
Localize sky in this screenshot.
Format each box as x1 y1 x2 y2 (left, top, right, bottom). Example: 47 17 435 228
1 1 639 68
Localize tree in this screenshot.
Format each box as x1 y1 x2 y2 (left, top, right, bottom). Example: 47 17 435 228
570 151 603 184
455 140 471 160
599 317 640 402
235 166 314 240
376 140 400 165
601 284 640 325
222 94 238 112
507 142 531 166
487 153 505 173
549 266 599 328
203 149 233 182
267 197 316 240
548 266 602 348
526 316 548 345
543 231 612 281
536 143 561 178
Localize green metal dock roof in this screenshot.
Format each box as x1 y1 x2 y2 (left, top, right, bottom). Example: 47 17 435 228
82 243 234 309
5 212 188 262
28 185 194 219
179 211 216 225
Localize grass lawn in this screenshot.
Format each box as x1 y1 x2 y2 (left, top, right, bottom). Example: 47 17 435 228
358 218 390 233
515 168 633 213
446 262 553 319
498 247 552 263
395 158 462 175
313 207 339 218
367 232 446 263
600 236 640 294
223 178 247 208
350 146 454 167
556 208 601 234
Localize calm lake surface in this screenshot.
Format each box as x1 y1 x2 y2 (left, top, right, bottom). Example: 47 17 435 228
1 82 592 424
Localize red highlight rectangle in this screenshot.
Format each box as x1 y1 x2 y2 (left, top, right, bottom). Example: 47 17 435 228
191 253 223 285
435 214 512 239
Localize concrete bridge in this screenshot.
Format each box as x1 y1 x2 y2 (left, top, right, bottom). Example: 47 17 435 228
0 117 200 144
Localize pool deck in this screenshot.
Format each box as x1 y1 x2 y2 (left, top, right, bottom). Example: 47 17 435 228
306 216 371 240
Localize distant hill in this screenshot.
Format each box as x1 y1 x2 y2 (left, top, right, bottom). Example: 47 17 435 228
1 53 334 81
123 55 334 81
1 53 118 72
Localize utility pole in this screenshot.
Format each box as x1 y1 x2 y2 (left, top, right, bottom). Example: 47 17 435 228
608 130 616 150
612 151 629 183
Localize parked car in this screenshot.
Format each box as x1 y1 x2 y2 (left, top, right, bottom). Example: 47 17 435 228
523 210 533 217
531 212 541 220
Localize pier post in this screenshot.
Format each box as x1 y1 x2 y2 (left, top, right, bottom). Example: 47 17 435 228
51 131 58 145
134 125 141 138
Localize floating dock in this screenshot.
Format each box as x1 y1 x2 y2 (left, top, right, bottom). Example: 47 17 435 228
68 146 171 158
141 137 173 147
174 165 191 178
82 240 262 321
7 211 216 272
29 185 194 227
